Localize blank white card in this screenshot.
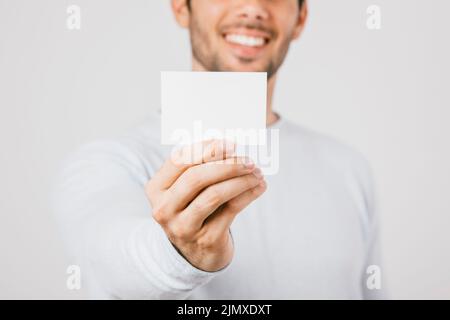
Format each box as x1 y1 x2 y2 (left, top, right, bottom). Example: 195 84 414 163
161 72 267 146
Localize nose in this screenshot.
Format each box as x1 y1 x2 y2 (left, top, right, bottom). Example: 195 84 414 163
235 0 269 21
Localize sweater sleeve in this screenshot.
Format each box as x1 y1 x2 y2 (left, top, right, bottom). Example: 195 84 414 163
353 155 388 300
51 140 226 299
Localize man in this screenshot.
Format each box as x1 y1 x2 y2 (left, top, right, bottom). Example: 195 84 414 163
54 0 384 299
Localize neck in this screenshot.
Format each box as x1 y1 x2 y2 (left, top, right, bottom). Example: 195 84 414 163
192 58 279 127
266 76 279 126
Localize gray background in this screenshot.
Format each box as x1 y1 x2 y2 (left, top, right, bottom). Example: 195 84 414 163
1 0 449 299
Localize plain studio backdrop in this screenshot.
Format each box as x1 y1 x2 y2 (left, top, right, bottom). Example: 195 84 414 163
0 0 449 299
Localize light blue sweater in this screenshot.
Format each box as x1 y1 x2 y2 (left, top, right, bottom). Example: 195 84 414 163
53 113 385 299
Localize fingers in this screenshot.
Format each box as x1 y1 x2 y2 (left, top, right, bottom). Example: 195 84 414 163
164 157 257 214
146 139 235 202
179 170 265 230
205 180 267 235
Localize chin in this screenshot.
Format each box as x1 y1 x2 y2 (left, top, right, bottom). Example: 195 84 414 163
220 59 270 74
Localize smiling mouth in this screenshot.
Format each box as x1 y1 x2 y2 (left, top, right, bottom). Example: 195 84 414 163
221 30 271 60
223 33 269 48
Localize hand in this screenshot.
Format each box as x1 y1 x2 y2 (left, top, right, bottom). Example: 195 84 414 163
145 140 266 272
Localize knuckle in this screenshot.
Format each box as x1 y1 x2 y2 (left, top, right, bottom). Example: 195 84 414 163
229 157 242 167
168 222 191 240
183 167 202 190
246 174 259 186
228 162 241 175
152 205 168 225
225 199 242 214
202 188 222 208
190 199 205 213
151 195 172 225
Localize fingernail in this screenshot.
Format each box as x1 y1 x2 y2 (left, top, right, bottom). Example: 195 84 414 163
243 157 255 169
253 168 263 179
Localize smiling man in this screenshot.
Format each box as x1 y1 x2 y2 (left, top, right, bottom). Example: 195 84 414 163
184 0 304 124
54 0 385 299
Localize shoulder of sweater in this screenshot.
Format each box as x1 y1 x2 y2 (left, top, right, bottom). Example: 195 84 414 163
58 114 164 180
281 117 374 186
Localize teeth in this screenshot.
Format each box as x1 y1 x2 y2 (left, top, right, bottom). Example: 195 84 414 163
225 34 265 47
